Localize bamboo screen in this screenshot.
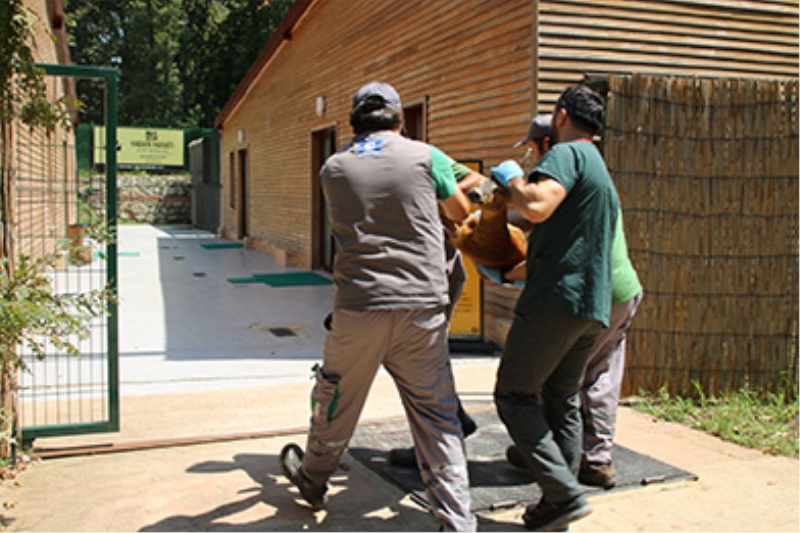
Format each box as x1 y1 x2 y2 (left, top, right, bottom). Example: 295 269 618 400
604 74 798 397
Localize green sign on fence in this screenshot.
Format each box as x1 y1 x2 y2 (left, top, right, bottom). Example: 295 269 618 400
94 126 184 170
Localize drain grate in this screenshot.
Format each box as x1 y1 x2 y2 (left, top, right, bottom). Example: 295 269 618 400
269 327 297 337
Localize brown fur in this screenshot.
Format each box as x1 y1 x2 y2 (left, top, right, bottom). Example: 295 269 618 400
447 178 528 271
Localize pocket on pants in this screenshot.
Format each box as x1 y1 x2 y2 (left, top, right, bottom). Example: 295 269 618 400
311 364 340 423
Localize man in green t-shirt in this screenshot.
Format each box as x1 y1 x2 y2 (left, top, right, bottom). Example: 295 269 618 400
488 85 619 532
501 115 644 491
575 213 643 488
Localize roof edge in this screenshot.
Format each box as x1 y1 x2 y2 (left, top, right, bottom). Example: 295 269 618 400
214 0 316 129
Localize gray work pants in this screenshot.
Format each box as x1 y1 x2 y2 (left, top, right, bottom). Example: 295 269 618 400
495 311 602 505
581 291 643 464
301 307 476 532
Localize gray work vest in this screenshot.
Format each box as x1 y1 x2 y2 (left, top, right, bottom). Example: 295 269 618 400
320 130 449 311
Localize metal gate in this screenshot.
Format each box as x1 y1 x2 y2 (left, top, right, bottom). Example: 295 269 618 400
16 64 119 442
189 132 221 232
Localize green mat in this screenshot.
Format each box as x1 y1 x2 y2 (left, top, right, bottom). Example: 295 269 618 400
94 251 139 258
227 277 261 284
201 242 244 250
252 271 332 287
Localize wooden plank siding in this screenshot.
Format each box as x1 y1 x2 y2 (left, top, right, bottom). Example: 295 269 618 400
217 0 798 354
484 0 799 348
536 0 799 109
218 0 537 264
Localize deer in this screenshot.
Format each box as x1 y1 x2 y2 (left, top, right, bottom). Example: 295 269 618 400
446 176 528 273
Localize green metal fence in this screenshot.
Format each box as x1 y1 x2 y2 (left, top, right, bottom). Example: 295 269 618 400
17 64 119 442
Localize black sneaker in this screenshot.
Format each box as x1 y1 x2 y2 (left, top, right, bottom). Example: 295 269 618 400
280 443 328 509
522 495 591 531
506 444 526 469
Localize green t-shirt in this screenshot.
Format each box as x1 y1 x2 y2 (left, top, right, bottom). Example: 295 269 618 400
430 146 457 199
516 140 619 326
450 160 472 183
611 209 642 304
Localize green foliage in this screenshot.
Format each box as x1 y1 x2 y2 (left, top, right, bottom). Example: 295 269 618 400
633 381 799 458
1 0 74 133
117 0 183 127
0 237 115 369
64 0 295 128
62 0 127 125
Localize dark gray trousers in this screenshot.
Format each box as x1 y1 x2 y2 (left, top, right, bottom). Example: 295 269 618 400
495 311 602 505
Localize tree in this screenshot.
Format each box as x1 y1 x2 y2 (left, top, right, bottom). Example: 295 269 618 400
204 0 293 127
176 0 294 127
117 0 183 126
65 0 295 128
176 0 228 126
63 0 127 125
66 0 184 127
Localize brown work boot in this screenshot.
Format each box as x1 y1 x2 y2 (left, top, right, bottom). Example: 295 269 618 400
578 460 617 489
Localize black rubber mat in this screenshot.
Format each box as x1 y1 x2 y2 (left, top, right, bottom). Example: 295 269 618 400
349 408 697 512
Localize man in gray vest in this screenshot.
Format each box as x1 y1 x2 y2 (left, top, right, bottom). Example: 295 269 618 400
280 82 477 532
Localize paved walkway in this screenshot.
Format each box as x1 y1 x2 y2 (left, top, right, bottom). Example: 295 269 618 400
0 225 797 531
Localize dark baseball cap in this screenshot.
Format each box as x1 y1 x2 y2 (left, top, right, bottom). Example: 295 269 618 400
514 113 553 147
352 82 402 111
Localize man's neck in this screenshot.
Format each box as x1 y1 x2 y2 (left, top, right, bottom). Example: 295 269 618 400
559 125 594 143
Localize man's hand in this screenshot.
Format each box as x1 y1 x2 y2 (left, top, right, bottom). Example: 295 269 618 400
440 185 471 223
490 160 524 188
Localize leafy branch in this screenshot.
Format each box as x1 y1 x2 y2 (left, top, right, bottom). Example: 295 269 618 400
0 237 116 371
1 0 80 137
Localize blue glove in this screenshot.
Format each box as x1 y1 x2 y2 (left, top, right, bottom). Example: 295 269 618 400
476 264 504 285
476 264 526 288
490 160 524 188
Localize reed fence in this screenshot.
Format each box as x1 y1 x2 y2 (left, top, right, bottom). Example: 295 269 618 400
604 74 798 398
